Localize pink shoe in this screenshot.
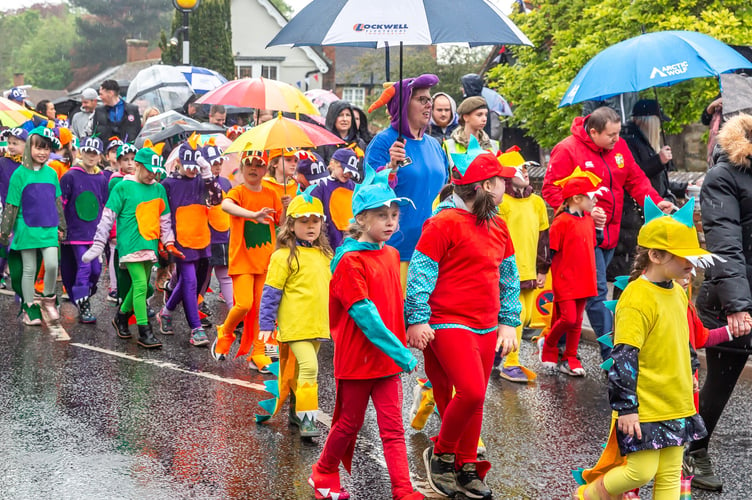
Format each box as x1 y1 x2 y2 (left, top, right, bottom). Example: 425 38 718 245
308 464 351 500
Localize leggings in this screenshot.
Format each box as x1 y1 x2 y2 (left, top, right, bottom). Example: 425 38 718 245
504 287 536 367
164 259 201 330
424 327 496 466
108 241 117 292
689 346 750 451
602 446 683 499
121 261 152 325
60 244 101 303
216 273 266 358
543 298 587 360
317 375 413 500
21 247 58 303
289 340 320 386
199 264 234 309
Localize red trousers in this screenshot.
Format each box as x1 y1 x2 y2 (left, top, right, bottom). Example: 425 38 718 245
424 328 496 466
543 298 587 359
316 375 413 500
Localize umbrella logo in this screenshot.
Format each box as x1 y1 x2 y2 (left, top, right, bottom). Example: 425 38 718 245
650 61 689 79
353 23 408 34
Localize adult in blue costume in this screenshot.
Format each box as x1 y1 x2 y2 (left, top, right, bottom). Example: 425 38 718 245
365 74 448 287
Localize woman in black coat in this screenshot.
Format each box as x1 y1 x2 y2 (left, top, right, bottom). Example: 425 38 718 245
684 113 752 492
316 100 366 165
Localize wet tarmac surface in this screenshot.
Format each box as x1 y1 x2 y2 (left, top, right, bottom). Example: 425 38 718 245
0 284 750 499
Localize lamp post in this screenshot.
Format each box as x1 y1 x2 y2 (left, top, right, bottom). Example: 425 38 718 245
172 0 200 65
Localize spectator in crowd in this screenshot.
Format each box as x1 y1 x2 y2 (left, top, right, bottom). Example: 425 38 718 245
427 92 458 143
70 88 99 138
89 80 141 142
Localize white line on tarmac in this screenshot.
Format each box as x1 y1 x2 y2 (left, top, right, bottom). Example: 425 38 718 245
69 342 439 497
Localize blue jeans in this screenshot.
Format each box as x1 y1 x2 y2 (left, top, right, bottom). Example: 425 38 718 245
586 247 614 361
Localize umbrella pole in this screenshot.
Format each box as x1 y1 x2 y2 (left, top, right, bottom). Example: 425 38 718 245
398 42 403 142
652 87 679 171
385 42 390 82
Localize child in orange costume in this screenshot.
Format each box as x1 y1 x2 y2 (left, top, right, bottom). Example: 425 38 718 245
210 150 288 372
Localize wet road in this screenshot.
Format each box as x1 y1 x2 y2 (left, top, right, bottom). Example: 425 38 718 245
1 286 750 499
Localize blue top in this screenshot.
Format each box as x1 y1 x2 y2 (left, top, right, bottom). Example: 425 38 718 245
365 127 448 261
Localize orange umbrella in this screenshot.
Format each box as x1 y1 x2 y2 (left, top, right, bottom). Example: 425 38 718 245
195 77 319 116
0 97 44 127
226 113 344 153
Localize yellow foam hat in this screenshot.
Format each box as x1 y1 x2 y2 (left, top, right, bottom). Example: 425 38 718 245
287 187 326 220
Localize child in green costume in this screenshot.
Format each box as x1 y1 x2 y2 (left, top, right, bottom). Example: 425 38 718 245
82 144 184 348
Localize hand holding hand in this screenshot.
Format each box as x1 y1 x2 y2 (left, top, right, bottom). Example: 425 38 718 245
727 311 752 337
591 206 607 228
259 330 273 342
618 413 642 440
388 139 406 169
495 324 518 357
658 145 672 165
536 273 547 288
166 243 185 260
406 323 434 350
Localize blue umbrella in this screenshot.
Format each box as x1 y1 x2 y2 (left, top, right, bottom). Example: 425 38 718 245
560 30 752 107
268 0 531 140
174 65 228 95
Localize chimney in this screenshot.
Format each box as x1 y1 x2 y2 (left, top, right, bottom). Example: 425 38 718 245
322 46 336 91
126 39 150 63
13 73 24 87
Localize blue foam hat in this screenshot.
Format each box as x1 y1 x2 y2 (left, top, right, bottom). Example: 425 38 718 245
351 166 414 217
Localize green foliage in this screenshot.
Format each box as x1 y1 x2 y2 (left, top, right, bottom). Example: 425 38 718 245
270 0 293 19
160 0 234 79
69 0 173 68
488 0 752 148
0 8 80 89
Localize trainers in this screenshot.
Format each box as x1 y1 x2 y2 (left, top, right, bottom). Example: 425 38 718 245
559 357 586 377
423 446 458 498
684 448 723 491
210 337 226 361
500 365 529 383
107 290 118 303
538 337 558 369
456 462 491 499
265 343 279 360
157 311 174 335
199 302 212 316
249 360 271 375
190 327 210 346
217 292 226 303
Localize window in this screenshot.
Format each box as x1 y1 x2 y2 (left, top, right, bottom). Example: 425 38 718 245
237 66 253 79
342 87 365 108
261 65 278 80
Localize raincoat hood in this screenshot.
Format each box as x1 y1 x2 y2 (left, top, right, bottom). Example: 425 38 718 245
461 74 484 97
428 92 458 131
325 100 358 143
717 113 752 169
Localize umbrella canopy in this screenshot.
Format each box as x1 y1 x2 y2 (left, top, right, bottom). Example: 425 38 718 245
196 78 319 115
560 31 752 107
226 113 344 153
136 110 225 147
268 0 532 48
126 65 194 113
174 65 228 95
0 97 44 128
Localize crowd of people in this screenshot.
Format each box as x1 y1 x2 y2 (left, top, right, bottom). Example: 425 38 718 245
1 69 751 500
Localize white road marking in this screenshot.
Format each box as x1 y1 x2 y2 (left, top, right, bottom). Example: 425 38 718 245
69 342 439 497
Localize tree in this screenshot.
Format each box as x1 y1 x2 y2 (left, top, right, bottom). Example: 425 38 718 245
69 0 173 69
159 0 235 79
488 0 752 148
0 7 80 90
270 0 293 19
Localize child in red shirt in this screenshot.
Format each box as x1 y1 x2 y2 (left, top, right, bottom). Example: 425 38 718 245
540 168 606 376
309 168 420 500
404 136 521 499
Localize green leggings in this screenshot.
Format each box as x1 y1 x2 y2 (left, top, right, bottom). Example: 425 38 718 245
121 261 152 325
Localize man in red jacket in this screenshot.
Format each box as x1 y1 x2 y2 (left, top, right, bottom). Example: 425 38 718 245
542 106 674 360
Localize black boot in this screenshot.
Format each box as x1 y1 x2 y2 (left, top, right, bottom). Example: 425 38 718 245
112 311 132 339
138 323 162 349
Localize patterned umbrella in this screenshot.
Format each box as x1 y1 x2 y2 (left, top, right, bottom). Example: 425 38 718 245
226 113 344 153
195 78 319 116
0 97 42 127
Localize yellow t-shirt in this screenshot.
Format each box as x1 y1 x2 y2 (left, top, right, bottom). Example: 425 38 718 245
614 277 695 422
498 193 549 282
264 246 332 342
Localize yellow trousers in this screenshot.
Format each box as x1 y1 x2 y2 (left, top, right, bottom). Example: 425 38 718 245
504 288 535 367
288 340 320 386
602 446 683 499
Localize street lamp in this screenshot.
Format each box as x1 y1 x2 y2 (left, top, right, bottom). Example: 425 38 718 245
172 0 201 65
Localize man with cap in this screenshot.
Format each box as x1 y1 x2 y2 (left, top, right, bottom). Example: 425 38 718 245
70 88 99 138
6 87 29 109
310 147 359 249
89 79 141 142
365 74 449 287
60 135 109 323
